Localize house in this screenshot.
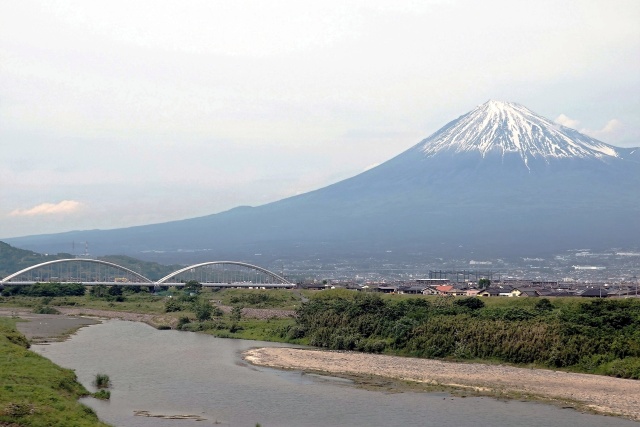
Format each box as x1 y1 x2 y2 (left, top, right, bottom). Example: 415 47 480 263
416 278 451 286
445 286 468 297
302 283 327 291
579 288 608 298
532 281 558 287
516 288 540 297
405 285 427 295
466 289 481 297
435 285 454 295
509 288 522 297
478 288 501 297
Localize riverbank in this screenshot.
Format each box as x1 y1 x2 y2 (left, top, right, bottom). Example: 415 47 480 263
0 317 110 427
244 347 640 421
0 308 100 343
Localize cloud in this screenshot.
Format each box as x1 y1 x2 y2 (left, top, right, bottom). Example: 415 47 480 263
9 200 85 217
555 114 580 129
584 119 624 142
556 115 625 143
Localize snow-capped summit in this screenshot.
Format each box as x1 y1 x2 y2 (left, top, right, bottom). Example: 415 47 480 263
418 100 620 166
7 100 639 261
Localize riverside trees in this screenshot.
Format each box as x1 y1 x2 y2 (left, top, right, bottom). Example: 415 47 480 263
285 291 640 379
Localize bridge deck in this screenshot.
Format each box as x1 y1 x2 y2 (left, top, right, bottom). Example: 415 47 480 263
1 281 295 288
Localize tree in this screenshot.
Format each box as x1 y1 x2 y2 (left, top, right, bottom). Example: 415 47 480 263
164 298 183 313
107 286 122 296
230 305 242 323
90 285 108 298
184 280 202 293
535 298 554 312
193 300 213 321
478 278 491 289
454 297 485 310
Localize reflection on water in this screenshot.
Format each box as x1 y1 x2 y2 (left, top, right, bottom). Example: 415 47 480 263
33 320 638 427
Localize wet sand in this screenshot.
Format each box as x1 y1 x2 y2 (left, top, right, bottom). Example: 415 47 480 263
0 307 175 342
0 308 100 342
244 347 640 421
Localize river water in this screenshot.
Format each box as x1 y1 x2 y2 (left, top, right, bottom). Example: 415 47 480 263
32 320 638 427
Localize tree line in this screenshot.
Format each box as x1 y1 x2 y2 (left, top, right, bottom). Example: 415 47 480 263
279 291 640 379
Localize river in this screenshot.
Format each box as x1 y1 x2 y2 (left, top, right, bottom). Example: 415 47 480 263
32 320 638 427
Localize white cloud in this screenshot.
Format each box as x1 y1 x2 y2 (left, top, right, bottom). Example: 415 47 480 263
556 114 625 143
555 114 580 129
583 119 624 142
9 200 85 217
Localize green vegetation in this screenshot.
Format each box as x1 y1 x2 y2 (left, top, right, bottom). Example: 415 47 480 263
219 289 301 310
183 280 202 293
8 284 637 379
0 317 110 426
33 305 60 315
286 292 640 378
2 283 86 297
230 305 242 322
193 300 215 322
92 390 110 400
0 288 165 314
93 374 110 389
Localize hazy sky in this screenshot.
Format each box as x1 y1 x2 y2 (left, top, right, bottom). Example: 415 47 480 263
1 0 639 238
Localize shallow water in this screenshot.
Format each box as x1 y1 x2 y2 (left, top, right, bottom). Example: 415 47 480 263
33 320 639 427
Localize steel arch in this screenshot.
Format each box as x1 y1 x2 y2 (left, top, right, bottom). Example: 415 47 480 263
156 261 290 285
0 258 153 284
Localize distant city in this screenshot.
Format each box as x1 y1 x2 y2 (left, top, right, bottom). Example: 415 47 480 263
275 247 639 289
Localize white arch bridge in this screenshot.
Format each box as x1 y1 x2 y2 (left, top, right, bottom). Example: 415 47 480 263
0 259 294 289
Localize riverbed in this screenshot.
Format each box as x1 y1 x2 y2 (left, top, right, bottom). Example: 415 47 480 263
28 318 639 427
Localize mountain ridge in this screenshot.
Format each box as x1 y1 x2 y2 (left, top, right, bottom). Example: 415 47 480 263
5 101 639 263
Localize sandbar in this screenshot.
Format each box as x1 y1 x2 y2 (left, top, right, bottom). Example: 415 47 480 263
244 347 640 421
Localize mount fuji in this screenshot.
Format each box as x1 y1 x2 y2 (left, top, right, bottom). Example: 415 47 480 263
6 100 640 262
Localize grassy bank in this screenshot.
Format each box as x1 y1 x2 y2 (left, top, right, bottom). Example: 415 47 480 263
0 288 302 344
0 317 110 427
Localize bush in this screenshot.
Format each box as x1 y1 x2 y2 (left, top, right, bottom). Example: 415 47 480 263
602 357 640 379
33 306 60 315
193 300 214 322
230 305 242 322
4 330 30 349
3 402 35 417
164 298 183 312
93 373 110 389
454 297 485 310
107 286 122 296
92 390 111 400
535 298 554 312
2 283 85 297
183 280 202 293
177 316 191 330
